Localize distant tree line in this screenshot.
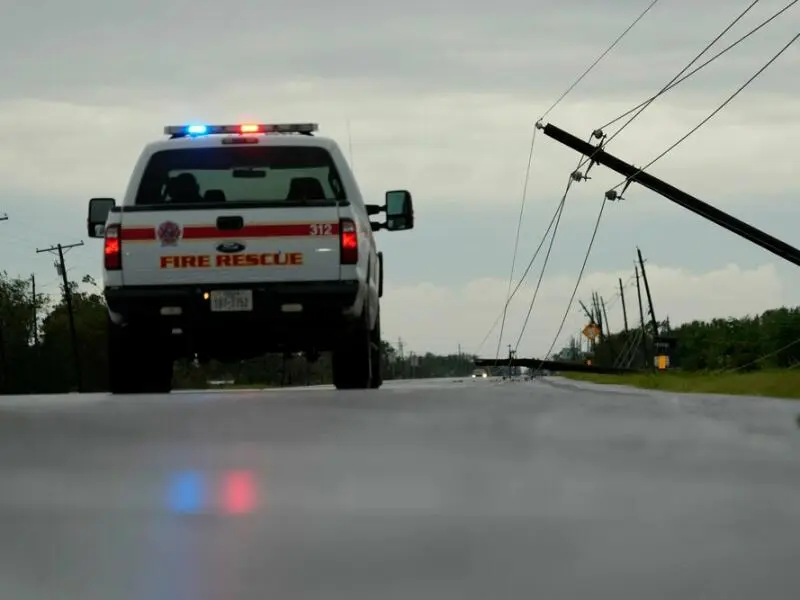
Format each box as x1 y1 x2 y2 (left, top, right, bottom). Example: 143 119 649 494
553 306 800 372
0 271 476 394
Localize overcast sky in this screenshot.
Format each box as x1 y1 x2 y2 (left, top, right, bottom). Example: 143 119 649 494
0 0 797 357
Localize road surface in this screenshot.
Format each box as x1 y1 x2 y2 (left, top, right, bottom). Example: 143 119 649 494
1 376 799 599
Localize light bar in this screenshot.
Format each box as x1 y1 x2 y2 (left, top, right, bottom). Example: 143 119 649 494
164 123 319 137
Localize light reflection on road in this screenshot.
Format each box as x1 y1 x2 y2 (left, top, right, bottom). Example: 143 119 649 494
166 470 259 516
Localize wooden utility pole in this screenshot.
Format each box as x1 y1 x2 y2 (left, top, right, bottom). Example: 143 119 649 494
637 247 658 338
539 122 800 268
634 265 649 368
600 295 616 364
618 277 629 334
600 297 612 339
592 292 603 337
31 274 38 346
36 241 84 392
634 267 646 332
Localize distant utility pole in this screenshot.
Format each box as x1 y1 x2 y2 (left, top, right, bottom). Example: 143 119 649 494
31 274 38 346
618 277 629 334
634 267 645 333
634 265 648 368
600 296 611 339
636 247 658 338
592 292 603 337
36 241 84 392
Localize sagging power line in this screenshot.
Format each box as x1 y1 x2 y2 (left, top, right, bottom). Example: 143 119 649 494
521 35 798 370
575 0 796 175
603 32 799 199
495 0 662 360
495 1 773 362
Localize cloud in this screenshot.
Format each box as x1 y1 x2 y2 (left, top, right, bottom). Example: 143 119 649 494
0 83 795 211
1 1 795 212
381 262 786 356
3 0 795 99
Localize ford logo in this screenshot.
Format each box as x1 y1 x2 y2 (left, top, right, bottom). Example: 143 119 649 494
216 242 246 253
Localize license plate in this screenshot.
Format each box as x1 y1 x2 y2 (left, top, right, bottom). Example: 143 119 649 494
209 290 253 312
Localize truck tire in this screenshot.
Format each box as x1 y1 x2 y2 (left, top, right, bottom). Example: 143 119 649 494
332 312 373 390
108 317 174 394
369 313 383 389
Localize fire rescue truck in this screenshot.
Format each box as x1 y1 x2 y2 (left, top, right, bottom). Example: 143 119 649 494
86 123 415 394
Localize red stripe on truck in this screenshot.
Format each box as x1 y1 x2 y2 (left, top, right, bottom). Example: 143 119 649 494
120 222 339 241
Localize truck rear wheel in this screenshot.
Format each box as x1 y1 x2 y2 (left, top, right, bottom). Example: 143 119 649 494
108 317 174 394
369 313 383 389
332 314 373 390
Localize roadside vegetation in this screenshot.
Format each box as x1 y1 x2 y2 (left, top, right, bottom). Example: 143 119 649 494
561 370 800 399
0 271 474 394
552 305 800 399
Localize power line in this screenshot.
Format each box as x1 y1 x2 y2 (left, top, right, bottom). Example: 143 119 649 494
599 0 794 132
606 32 799 196
499 0 662 358
534 197 609 374
535 30 792 366
717 336 800 373
497 125 539 361
539 0 663 121
495 0 662 359
574 0 793 173
476 194 565 355
478 130 598 357
513 176 574 352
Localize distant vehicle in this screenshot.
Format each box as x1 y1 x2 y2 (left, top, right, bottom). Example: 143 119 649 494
472 368 488 379
86 122 415 394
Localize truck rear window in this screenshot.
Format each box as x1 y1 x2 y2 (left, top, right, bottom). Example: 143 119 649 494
134 146 346 206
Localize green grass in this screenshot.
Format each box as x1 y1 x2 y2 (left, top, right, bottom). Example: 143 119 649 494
560 369 800 399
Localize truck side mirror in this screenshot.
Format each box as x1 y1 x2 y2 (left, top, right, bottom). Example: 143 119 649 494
87 198 116 237
384 190 414 232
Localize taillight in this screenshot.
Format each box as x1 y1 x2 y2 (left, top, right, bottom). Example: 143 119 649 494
339 218 358 265
104 224 122 270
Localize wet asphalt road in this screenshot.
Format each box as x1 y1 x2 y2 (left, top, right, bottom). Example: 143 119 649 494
1 376 800 599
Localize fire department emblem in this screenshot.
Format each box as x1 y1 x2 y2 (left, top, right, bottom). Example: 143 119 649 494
157 221 182 246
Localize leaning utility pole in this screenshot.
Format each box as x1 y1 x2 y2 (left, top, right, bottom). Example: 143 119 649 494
36 241 84 392
538 122 800 267
634 266 648 368
600 296 612 339
578 300 593 323
592 292 603 337
618 277 629 334
600 295 616 363
637 247 658 338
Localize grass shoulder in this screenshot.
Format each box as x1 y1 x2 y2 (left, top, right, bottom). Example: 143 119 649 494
559 369 800 400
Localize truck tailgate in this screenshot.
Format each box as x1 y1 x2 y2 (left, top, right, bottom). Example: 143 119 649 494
118 207 341 286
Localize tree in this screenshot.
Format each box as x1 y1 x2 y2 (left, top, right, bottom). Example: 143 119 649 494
39 278 108 392
0 271 44 393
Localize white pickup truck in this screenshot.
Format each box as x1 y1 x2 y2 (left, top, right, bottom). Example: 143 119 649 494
86 123 415 394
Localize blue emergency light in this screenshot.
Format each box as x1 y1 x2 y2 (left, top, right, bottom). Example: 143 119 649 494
165 123 319 137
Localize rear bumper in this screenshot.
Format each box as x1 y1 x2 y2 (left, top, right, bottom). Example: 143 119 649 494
105 280 361 353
